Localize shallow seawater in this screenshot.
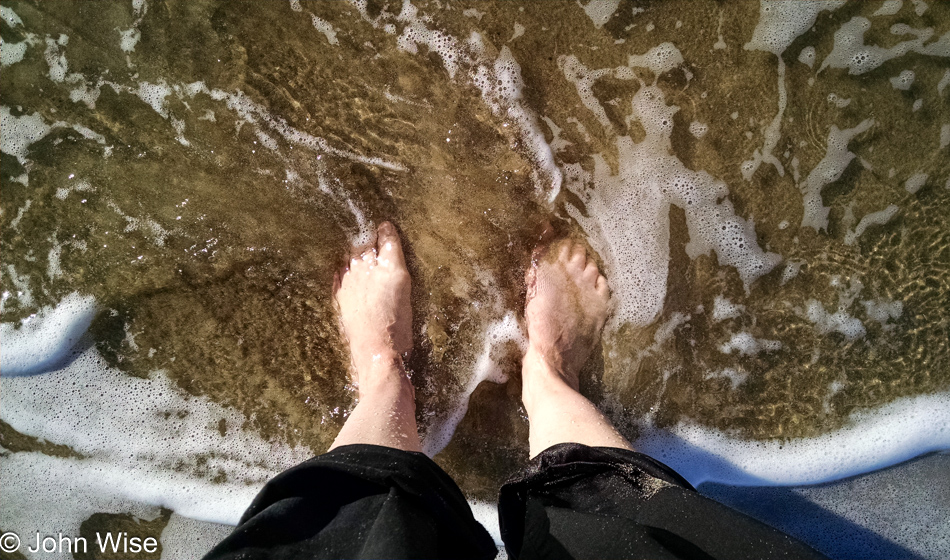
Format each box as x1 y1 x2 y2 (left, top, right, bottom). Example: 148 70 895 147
1 0 948 537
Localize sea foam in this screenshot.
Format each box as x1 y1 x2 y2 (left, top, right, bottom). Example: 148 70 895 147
5 293 948 532
636 391 950 487
0 292 96 376
1 296 312 546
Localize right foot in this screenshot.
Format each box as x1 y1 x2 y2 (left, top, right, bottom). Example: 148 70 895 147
523 239 610 391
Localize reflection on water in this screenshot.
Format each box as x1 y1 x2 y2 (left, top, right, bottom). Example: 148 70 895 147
2 0 948 528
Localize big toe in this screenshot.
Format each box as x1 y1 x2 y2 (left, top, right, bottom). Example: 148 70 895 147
377 221 406 267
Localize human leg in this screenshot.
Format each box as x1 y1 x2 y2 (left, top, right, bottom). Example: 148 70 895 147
329 221 421 453
501 239 826 560
520 239 633 457
204 221 496 560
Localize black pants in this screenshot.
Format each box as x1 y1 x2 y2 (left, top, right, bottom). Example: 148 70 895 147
204 443 827 559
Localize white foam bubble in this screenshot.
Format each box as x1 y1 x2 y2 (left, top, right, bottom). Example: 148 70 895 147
1 5 23 27
688 121 708 139
562 52 780 326
7 199 32 229
800 119 874 231
805 298 866 339
311 15 339 45
712 295 744 322
581 0 621 29
510 23 525 41
0 292 96 376
636 391 950 486
1 38 29 66
1 295 312 533
745 0 845 56
120 27 141 52
911 0 929 15
627 42 685 77
862 297 903 329
827 92 851 108
938 69 950 95
904 172 927 194
873 0 904 16
468 501 503 547
889 69 915 90
740 57 786 180
462 8 485 21
719 332 782 356
44 35 69 82
705 367 749 389
819 17 948 75
136 80 173 117
422 312 525 457
558 55 613 130
118 0 148 54
1 106 53 164
798 46 816 67
346 1 560 201
1 102 109 165
844 204 899 245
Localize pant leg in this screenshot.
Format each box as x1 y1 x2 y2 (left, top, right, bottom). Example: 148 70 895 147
498 443 828 560
204 444 497 560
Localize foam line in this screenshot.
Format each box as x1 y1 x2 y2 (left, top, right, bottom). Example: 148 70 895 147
0 292 96 376
422 312 525 457
469 500 503 547
1 346 312 529
2 451 260 528
635 391 950 487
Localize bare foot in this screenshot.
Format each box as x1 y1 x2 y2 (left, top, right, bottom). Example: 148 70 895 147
521 240 631 456
524 239 610 390
329 221 421 453
333 222 413 393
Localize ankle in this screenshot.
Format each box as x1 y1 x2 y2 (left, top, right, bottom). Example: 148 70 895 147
521 346 579 411
352 350 413 399
523 344 579 386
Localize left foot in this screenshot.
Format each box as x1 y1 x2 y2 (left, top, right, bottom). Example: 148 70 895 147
333 222 413 393
523 239 610 391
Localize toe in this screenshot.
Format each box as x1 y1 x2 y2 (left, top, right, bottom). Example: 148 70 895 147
377 221 406 268
583 261 600 283
569 243 587 269
556 239 572 262
595 274 610 295
360 248 377 266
